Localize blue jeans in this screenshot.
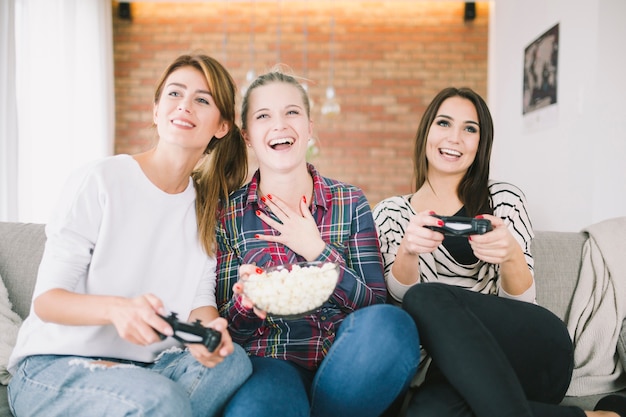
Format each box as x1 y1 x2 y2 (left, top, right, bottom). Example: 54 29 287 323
223 304 420 417
8 345 252 417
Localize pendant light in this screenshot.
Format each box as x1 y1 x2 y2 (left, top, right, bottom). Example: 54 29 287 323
221 0 229 63
301 14 314 111
276 0 282 64
241 7 256 97
302 15 319 160
321 16 340 117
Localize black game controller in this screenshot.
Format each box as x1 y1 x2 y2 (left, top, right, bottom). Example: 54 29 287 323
426 215 493 237
158 312 222 352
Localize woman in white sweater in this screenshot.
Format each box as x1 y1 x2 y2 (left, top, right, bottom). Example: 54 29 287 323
373 87 626 417
7 54 252 417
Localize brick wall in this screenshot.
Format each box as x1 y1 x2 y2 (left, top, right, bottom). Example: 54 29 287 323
113 1 488 206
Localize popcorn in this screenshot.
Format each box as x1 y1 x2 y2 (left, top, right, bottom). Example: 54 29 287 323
243 262 339 317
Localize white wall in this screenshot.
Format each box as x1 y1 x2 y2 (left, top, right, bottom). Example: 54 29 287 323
488 0 626 231
12 0 115 224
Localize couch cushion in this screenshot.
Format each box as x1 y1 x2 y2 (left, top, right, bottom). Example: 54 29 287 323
0 222 46 319
0 270 21 385
532 231 586 321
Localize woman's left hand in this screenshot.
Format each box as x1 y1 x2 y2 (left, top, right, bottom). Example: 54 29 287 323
468 214 521 265
186 317 235 368
255 194 325 260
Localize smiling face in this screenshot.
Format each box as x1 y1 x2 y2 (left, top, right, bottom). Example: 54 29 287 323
153 66 228 153
242 81 313 172
425 96 480 179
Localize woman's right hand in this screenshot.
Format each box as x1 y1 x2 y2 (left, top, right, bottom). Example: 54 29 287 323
107 293 173 346
390 210 444 286
401 210 446 256
34 289 173 346
232 264 268 319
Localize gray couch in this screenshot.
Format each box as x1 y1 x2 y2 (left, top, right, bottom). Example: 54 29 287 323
0 221 625 416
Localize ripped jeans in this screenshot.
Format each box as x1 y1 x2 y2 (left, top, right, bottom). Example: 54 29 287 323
7 345 252 417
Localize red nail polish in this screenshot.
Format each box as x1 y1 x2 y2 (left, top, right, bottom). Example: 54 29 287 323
260 196 266 203
429 211 436 215
438 220 444 226
302 195 307 203
256 210 261 216
267 194 272 200
468 236 472 241
475 215 484 219
255 267 263 274
254 234 260 238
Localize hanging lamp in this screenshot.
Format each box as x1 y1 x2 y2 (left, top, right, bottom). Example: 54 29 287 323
321 16 340 117
241 7 256 97
221 0 229 63
302 15 319 160
301 16 314 111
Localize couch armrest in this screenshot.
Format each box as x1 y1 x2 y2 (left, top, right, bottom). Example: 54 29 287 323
532 231 586 321
0 222 46 319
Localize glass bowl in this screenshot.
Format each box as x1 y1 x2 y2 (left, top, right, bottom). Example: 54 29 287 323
241 261 339 319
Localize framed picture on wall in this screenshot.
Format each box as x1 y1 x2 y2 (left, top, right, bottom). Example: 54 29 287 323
523 23 559 115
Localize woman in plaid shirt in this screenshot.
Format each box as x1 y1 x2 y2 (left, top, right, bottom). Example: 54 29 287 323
214 71 419 417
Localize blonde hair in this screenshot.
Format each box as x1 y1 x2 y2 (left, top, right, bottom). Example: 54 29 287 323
241 70 311 130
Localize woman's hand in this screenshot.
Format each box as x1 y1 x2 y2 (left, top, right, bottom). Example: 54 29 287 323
400 210 446 256
254 194 325 261
390 210 444 286
186 317 235 368
232 264 268 319
467 215 520 264
107 293 172 346
468 214 533 295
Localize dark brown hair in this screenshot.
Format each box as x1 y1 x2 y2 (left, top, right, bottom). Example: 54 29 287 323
153 54 248 255
412 87 494 216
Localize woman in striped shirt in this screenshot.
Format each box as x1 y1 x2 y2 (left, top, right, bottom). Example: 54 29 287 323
373 87 625 417
214 71 420 417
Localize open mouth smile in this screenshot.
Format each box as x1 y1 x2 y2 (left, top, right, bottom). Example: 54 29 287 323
269 137 295 149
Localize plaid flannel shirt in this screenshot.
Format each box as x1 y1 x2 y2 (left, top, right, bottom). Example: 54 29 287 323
216 164 387 370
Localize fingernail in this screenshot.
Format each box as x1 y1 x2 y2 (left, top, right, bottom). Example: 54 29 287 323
254 234 260 238
475 215 484 219
267 194 272 200
256 210 261 216
302 195 307 203
438 220 444 226
429 211 436 215
260 196 266 203
255 267 263 274
468 236 472 241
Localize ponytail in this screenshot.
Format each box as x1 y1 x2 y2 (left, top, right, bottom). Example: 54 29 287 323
193 124 248 256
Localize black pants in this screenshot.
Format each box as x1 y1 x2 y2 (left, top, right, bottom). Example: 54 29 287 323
402 282 585 417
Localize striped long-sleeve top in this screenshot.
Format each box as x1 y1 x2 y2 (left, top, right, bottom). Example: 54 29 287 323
216 164 387 370
372 181 535 303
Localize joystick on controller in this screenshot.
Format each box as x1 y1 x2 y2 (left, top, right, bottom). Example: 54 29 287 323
426 215 493 237
157 312 222 352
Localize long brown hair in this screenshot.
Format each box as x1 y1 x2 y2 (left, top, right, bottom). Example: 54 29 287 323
412 87 494 216
153 54 248 255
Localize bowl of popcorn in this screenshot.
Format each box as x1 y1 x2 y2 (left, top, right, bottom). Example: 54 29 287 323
242 261 339 319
